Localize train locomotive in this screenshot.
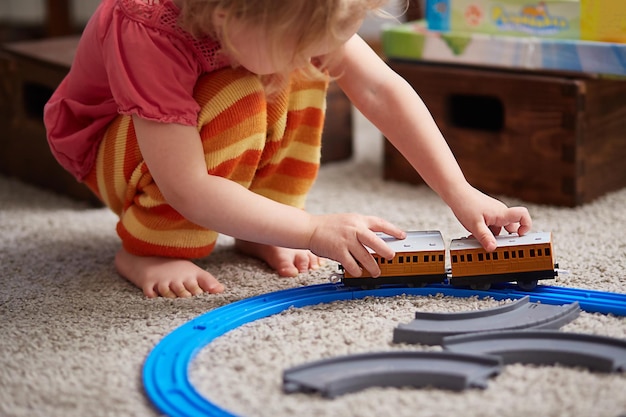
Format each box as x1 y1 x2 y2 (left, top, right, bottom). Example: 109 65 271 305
336 231 558 291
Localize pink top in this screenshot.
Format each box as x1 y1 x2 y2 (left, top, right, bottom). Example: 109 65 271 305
44 0 230 180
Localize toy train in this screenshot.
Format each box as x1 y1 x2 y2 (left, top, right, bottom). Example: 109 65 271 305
334 231 559 291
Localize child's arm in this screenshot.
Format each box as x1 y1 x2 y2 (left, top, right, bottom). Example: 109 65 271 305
131 116 405 277
332 35 531 251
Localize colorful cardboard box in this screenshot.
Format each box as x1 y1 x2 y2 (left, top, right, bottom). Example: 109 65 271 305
581 0 626 43
382 20 626 77
427 0 580 39
426 0 626 43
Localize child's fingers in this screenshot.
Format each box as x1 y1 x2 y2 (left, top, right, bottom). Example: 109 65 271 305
472 206 532 251
472 222 498 252
504 223 520 234
357 229 394 260
337 250 362 277
368 216 406 240
501 207 532 234
350 243 381 277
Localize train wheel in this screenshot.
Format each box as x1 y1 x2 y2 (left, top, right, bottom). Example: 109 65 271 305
517 280 538 291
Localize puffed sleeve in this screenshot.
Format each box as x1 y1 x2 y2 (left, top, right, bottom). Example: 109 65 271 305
102 15 202 126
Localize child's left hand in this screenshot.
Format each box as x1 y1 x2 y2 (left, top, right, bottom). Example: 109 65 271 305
446 185 532 252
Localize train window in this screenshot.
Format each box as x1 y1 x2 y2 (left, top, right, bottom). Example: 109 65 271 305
380 258 385 264
530 249 536 257
504 251 509 259
545 248 551 256
431 255 436 262
439 254 444 262
399 257 404 264
486 253 490 260
478 253 484 261
467 254 473 262
511 251 516 258
452 255 458 263
388 258 393 264
413 256 419 263
424 255 429 262
538 248 543 256
518 250 524 258
493 252 498 260
460 255 465 262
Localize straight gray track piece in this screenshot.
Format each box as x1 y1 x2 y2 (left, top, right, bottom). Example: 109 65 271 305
393 296 580 346
282 351 502 398
443 330 626 372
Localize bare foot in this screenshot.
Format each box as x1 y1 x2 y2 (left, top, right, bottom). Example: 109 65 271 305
235 240 324 277
114 248 225 298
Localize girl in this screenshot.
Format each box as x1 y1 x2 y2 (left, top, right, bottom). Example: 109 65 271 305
44 0 531 298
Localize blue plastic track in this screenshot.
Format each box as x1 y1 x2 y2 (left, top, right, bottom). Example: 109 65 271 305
143 283 626 417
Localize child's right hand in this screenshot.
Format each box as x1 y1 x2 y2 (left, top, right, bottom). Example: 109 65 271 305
306 214 406 278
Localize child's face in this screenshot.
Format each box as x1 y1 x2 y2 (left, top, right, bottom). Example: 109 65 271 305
219 16 362 75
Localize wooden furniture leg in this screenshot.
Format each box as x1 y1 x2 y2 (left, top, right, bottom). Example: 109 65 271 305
46 0 73 37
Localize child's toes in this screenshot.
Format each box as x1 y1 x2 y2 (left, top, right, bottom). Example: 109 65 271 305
307 253 325 270
184 281 204 296
143 284 159 299
170 282 193 298
295 256 312 273
157 282 178 298
276 261 299 277
197 274 224 294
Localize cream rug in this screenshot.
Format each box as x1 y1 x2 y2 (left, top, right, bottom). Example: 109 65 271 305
1 110 625 417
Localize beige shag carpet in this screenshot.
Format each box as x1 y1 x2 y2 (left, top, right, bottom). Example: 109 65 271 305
1 111 625 417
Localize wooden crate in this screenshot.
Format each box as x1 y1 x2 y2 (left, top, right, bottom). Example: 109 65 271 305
384 61 626 207
0 37 352 204
0 37 100 204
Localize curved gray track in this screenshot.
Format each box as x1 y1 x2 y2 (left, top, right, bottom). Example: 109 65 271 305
443 330 626 372
393 296 581 345
283 351 502 398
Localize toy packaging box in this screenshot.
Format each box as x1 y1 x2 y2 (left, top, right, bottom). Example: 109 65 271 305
580 0 626 43
382 20 626 77
426 0 626 43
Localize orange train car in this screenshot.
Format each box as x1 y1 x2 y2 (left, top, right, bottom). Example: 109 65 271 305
449 232 558 290
339 231 447 288
337 231 558 290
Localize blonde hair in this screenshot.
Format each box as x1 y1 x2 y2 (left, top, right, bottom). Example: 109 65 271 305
179 0 390 92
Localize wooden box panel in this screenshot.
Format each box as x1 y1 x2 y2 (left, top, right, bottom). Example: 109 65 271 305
321 81 353 164
0 37 352 204
0 37 100 204
384 62 626 207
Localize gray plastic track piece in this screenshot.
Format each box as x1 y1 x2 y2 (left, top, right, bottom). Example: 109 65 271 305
283 351 502 398
393 296 580 346
443 330 626 372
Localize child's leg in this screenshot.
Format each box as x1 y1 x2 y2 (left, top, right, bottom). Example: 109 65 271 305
84 68 274 297
235 72 330 276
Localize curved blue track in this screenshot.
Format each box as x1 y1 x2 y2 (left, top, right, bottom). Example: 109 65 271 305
143 283 626 417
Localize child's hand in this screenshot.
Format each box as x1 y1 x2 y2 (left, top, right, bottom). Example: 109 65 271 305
307 214 406 278
448 186 532 252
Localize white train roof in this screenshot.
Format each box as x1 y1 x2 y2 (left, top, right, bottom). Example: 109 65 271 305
374 230 445 253
449 232 552 251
